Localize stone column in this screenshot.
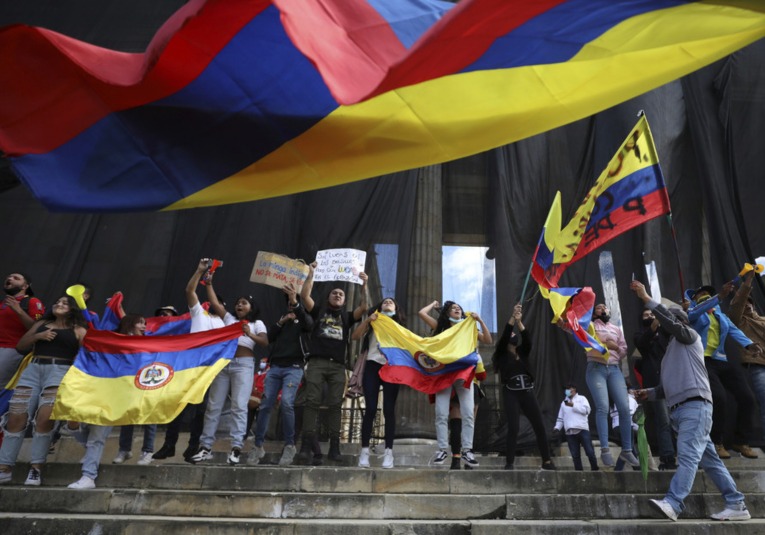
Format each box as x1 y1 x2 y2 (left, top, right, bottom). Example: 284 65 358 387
396 165 443 441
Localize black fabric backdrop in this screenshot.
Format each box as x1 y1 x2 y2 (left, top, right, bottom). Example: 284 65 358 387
1 2 764 451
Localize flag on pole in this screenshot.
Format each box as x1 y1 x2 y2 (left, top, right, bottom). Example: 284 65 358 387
540 286 606 357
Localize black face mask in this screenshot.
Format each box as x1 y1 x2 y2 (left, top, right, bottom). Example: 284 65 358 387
597 313 611 323
4 286 21 296
642 318 654 327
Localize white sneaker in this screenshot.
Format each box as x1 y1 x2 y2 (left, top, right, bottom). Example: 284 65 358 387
136 452 153 465
189 447 212 464
112 451 132 464
381 448 394 469
461 449 479 467
649 498 678 521
711 506 751 521
430 449 448 466
278 445 297 466
0 470 12 485
24 467 41 486
67 476 96 490
228 448 241 465
358 447 370 468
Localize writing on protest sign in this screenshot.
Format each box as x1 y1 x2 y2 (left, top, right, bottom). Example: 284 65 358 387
250 252 309 290
313 249 366 284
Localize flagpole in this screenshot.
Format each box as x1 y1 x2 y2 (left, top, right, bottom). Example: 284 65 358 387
519 260 534 303
666 212 686 299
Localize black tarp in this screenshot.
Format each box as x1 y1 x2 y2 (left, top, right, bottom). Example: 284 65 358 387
1 2 764 451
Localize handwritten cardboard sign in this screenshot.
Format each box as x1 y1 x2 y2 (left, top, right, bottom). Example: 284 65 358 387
250 252 309 290
313 249 366 284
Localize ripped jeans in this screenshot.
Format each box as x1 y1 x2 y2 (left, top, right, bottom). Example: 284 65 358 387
0 362 69 467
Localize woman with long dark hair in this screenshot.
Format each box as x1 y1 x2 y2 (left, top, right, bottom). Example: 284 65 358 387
352 297 406 468
492 304 554 470
0 296 87 486
190 272 267 465
419 300 491 469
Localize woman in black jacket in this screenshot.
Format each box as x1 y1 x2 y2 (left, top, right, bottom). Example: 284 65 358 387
492 304 554 470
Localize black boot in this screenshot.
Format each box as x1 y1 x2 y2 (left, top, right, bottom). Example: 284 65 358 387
328 438 342 462
297 435 313 464
450 456 461 470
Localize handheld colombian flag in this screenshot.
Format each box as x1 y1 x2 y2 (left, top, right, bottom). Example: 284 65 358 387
541 286 607 357
145 311 193 336
51 323 241 425
535 115 671 287
371 314 481 394
95 291 125 331
531 191 563 289
1 1 763 212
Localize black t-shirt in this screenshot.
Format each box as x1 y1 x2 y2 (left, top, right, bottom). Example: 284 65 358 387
309 306 355 362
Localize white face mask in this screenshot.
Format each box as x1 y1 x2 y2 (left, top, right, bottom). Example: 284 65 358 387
382 310 395 317
259 362 267 371
449 317 463 324
564 389 572 398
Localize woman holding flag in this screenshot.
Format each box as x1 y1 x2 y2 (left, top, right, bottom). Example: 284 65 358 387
351 297 406 469
419 300 491 469
0 296 87 486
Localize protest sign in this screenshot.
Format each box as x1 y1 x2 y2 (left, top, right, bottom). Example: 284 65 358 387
250 252 309 290
313 249 366 284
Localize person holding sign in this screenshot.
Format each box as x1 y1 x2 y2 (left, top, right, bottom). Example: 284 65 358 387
299 261 367 463
250 283 313 466
418 300 491 469
351 298 406 468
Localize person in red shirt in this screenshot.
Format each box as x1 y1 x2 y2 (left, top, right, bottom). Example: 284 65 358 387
0 272 45 388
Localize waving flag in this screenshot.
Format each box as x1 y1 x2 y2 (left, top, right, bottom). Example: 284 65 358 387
534 115 671 287
371 314 481 394
95 292 125 331
145 311 193 336
51 323 241 425
531 191 563 289
542 286 606 356
0 0 763 212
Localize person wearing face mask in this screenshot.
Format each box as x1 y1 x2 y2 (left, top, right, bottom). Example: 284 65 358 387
298 261 368 463
553 384 598 471
685 283 761 460
492 304 554 470
585 303 639 469
249 283 313 466
419 299 491 469
729 270 765 449
634 308 676 470
352 297 406 468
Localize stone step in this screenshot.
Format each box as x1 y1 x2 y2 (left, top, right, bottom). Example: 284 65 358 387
1 513 764 534
2 487 764 521
7 463 765 495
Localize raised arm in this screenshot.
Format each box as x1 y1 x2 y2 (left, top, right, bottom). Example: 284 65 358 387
352 272 368 321
630 281 698 345
186 259 208 309
418 300 439 331
301 261 317 313
729 271 753 326
471 312 493 345
204 273 227 319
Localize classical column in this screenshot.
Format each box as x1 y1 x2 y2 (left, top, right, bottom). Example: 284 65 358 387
396 164 443 440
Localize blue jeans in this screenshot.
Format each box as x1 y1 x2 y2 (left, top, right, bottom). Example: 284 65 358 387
585 361 632 452
253 365 303 446
75 424 112 480
665 400 745 514
118 425 156 453
748 364 765 442
200 357 254 450
0 362 69 467
565 430 598 470
435 380 474 451
649 399 675 459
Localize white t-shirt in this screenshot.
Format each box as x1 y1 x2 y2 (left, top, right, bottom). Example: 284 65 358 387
365 331 387 365
224 312 266 350
189 302 225 333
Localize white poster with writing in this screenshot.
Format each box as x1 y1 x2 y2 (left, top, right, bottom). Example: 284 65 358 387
313 249 366 284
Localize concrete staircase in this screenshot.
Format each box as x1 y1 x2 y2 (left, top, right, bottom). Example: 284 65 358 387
2 436 765 534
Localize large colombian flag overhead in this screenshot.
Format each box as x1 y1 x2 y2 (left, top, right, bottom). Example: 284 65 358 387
51 322 242 425
1 0 764 212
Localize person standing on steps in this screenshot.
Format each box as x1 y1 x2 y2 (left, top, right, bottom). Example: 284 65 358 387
631 281 751 522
